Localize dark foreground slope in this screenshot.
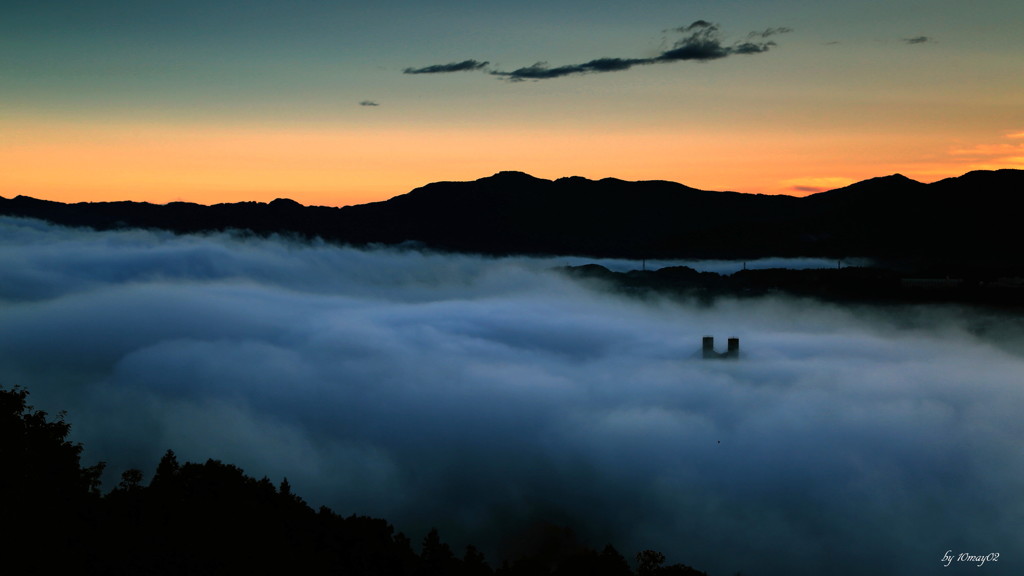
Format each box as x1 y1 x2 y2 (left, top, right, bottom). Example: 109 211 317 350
2 385 705 576
2 169 1021 265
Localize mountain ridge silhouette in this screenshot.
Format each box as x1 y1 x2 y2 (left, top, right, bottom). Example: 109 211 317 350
2 169 1021 264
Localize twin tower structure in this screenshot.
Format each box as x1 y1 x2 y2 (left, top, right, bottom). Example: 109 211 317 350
702 336 739 360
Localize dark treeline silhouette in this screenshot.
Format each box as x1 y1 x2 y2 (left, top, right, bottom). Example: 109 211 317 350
2 168 1022 268
1 386 708 576
561 263 1024 309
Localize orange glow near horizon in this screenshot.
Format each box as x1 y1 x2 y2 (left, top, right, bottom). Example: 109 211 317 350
3 119 1022 207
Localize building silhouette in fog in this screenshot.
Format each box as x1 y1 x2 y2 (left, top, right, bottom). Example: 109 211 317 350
702 336 739 360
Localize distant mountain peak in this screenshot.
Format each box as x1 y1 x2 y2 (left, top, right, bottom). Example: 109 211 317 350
859 173 920 185
961 168 1023 177
554 176 592 184
933 168 1024 187
808 173 924 199
483 171 547 183
887 173 917 181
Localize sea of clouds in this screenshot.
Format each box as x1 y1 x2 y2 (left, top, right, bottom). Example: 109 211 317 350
1 216 1021 575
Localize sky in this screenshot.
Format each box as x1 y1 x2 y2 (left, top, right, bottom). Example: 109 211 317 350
3 216 1023 575
2 0 1023 206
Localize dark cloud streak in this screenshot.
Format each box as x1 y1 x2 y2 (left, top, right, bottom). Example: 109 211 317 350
489 57 650 81
403 59 490 74
407 21 790 82
493 20 788 80
748 26 793 39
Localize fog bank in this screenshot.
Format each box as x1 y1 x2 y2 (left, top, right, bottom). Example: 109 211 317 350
1 217 1021 575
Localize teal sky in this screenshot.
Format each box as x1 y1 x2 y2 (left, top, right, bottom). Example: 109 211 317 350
3 0 1023 205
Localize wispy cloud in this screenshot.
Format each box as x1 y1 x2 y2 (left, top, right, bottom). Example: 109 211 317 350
903 36 931 44
406 22 790 82
359 100 379 107
403 59 490 75
949 142 1024 168
747 27 794 39
940 131 1024 173
782 176 856 194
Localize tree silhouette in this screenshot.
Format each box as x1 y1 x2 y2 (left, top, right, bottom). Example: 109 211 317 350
117 468 144 491
420 527 457 575
636 550 666 576
1 384 713 576
0 386 104 574
599 544 634 576
151 448 180 487
635 549 707 576
462 544 493 576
